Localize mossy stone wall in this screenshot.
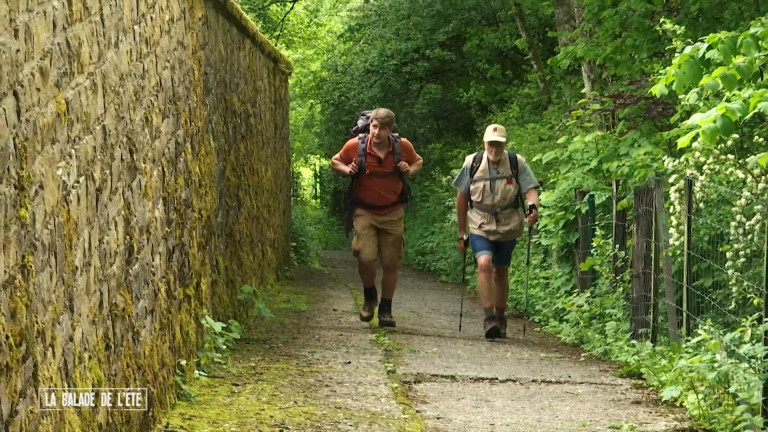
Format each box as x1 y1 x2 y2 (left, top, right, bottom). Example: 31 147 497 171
0 0 292 430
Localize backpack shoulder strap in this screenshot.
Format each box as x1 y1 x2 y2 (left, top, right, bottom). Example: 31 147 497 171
357 134 368 176
508 151 519 179
391 134 402 165
469 152 483 179
392 134 407 186
508 151 526 211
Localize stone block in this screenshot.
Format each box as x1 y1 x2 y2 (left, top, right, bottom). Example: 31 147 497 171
137 0 148 18
50 0 67 33
0 1 10 35
0 184 9 278
83 0 100 18
28 8 54 61
9 0 28 17
18 68 44 117
122 0 137 29
170 0 183 23
32 111 58 157
32 147 61 216
65 0 84 25
1 93 18 145
100 9 120 52
0 41 15 95
65 31 88 75
51 38 72 87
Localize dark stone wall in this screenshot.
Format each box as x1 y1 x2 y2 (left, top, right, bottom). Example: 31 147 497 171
0 0 292 430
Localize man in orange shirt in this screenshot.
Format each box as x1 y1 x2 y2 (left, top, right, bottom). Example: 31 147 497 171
331 108 423 327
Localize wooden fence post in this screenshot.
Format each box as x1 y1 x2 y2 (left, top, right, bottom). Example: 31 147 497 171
651 204 659 345
612 180 628 283
631 184 654 340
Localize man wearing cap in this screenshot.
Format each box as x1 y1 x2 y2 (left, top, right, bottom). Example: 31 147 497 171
452 124 540 339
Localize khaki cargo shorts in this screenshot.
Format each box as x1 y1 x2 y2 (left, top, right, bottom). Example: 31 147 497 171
351 207 405 268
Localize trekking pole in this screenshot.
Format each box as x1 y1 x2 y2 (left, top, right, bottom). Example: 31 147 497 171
459 238 467 332
523 225 532 336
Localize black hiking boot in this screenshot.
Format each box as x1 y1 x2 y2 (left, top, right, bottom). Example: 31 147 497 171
484 316 501 339
360 299 377 322
498 315 507 338
378 313 396 328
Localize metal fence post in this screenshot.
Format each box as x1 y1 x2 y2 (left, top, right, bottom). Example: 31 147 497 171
588 193 597 288
762 204 768 420
575 189 590 292
683 177 694 337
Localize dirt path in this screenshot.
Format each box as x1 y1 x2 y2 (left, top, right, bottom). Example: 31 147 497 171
160 250 689 431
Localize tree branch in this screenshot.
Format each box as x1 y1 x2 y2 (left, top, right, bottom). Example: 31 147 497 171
271 0 299 47
510 0 551 95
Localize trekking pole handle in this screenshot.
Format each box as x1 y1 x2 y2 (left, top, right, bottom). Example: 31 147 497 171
460 235 468 283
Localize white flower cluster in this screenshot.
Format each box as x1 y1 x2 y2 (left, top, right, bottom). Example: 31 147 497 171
665 139 768 311
724 182 766 306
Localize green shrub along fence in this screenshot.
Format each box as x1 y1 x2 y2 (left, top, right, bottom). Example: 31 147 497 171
566 176 768 424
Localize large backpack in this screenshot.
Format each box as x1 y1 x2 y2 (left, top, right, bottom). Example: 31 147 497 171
344 111 410 234
468 151 525 212
350 110 373 136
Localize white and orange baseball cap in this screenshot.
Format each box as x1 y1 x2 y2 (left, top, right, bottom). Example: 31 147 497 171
483 124 507 142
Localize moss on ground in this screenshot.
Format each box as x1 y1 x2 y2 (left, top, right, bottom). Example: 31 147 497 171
160 275 413 432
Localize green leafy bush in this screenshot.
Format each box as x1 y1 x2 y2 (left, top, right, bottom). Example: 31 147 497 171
197 314 243 371
290 197 347 266
239 284 275 318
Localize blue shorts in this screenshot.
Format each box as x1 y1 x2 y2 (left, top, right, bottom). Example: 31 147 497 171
469 234 517 268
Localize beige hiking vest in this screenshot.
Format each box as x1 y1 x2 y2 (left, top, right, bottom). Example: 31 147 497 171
467 151 525 241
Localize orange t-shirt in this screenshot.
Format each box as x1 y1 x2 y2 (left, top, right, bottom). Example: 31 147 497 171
338 135 419 214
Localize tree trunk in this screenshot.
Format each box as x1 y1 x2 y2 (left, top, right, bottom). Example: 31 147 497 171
571 0 597 97
510 0 551 95
553 0 597 97
553 0 576 45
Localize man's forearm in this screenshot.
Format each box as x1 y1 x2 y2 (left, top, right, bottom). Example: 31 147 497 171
456 193 469 235
409 158 424 177
331 157 350 176
525 188 539 207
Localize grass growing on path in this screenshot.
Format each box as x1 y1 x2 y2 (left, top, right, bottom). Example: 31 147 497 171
351 285 427 432
160 268 416 432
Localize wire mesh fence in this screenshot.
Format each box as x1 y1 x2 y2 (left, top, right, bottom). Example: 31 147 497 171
573 177 767 340
680 177 766 333
572 175 768 419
